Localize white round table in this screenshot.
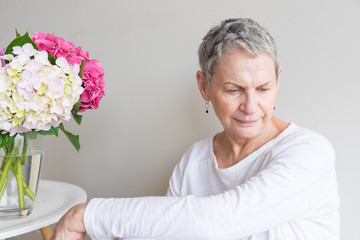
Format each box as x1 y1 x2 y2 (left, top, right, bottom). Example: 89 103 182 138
0 180 87 239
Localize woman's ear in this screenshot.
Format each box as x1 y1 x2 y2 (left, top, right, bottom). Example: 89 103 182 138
276 67 282 87
196 71 210 102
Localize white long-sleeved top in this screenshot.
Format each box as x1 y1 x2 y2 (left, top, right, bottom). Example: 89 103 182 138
84 123 340 240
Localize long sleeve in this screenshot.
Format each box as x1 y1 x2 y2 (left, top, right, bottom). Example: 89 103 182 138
84 133 339 240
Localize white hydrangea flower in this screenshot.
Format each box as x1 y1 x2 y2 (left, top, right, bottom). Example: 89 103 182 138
34 51 51 66
0 68 12 92
0 44 84 135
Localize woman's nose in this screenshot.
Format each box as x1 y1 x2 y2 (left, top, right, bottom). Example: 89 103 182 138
239 93 257 114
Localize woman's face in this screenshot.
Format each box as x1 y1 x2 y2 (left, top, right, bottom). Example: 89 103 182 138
197 50 281 140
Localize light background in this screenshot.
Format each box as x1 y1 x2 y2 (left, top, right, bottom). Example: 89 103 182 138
0 0 359 239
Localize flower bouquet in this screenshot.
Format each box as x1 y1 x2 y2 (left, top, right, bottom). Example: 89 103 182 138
0 30 104 217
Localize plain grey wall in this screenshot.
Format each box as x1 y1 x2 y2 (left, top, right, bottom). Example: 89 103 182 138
1 0 359 239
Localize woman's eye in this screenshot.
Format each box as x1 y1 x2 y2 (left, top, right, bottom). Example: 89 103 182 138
227 89 241 93
259 88 269 92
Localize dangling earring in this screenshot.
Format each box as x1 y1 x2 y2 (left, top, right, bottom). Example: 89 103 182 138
273 106 276 110
205 102 209 113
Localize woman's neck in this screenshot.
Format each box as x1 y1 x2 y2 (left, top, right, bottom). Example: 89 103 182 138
214 116 288 169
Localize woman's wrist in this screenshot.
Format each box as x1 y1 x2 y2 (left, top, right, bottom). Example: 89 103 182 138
71 202 88 232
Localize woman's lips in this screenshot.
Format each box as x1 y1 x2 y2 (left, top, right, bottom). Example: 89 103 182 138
235 119 258 126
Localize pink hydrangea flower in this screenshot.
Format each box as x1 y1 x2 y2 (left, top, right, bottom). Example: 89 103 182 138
77 59 105 113
32 32 89 65
0 48 5 67
32 32 104 113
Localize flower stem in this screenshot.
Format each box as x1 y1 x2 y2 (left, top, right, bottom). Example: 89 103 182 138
23 182 35 201
8 163 36 201
0 157 13 201
15 157 25 208
21 134 28 164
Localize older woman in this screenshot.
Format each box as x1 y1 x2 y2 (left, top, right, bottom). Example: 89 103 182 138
52 18 340 240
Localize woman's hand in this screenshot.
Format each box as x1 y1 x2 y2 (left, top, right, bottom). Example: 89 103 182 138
51 202 88 240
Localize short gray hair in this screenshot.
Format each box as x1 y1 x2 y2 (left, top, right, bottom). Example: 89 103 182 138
198 18 280 86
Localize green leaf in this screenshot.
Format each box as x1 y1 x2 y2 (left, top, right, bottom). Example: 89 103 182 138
72 112 83 125
0 133 16 148
5 32 38 55
79 60 87 78
71 98 81 113
36 126 59 137
59 123 80 152
15 28 21 38
71 98 82 125
47 52 57 65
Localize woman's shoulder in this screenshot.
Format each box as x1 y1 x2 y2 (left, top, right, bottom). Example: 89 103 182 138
271 123 335 162
183 136 214 158
278 123 333 146
176 136 215 168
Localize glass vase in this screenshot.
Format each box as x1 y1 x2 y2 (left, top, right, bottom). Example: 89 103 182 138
0 133 44 219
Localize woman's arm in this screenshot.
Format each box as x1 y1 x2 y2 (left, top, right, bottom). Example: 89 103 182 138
82 135 338 239
52 133 338 240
